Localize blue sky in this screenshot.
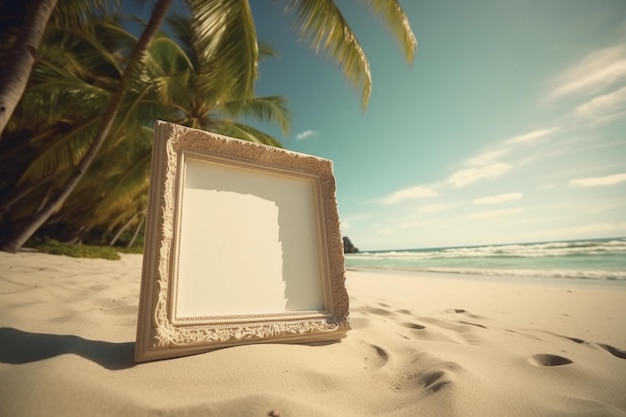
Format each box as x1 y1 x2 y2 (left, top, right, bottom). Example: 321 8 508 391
246 1 626 251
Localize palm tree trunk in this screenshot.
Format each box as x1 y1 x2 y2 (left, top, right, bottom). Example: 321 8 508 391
109 213 138 246
0 0 58 137
127 214 145 248
0 0 173 253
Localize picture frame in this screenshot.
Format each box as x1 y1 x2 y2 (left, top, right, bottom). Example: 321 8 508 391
135 121 350 362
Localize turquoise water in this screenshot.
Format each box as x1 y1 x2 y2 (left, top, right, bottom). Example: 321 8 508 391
345 237 626 281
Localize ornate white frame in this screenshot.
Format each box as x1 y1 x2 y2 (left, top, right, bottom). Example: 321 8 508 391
135 121 350 362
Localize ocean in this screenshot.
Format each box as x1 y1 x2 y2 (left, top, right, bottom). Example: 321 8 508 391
344 237 626 283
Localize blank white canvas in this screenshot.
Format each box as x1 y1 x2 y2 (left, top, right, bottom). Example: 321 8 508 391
174 156 324 318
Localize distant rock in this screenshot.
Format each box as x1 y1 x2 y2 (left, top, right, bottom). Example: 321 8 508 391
343 236 359 253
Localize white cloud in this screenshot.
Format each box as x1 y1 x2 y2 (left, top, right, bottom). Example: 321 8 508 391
295 130 319 140
419 203 451 213
573 86 626 122
468 208 523 220
517 147 569 167
473 192 523 205
381 185 438 204
460 128 556 173
504 128 557 145
465 149 509 166
569 173 626 187
447 163 512 188
549 45 626 99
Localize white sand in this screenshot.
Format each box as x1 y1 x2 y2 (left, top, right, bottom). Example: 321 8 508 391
1 251 625 416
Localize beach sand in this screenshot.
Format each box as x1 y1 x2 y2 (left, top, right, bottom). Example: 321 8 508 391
1 251 625 416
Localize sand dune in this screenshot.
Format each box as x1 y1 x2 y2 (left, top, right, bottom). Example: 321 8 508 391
1 251 625 416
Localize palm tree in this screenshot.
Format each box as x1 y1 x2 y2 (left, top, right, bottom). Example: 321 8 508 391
1 0 416 253
50 20 291 243
0 0 121 138
0 9 167 243
159 15 290 144
1 0 173 253
0 12 291 245
0 0 59 137
0 14 109 231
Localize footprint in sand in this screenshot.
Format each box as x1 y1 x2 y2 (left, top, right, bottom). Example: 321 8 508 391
395 322 425 340
362 342 390 370
444 308 484 319
528 353 573 367
457 320 487 329
419 370 451 393
397 319 467 344
358 305 396 317
400 322 426 330
559 334 626 359
596 343 626 359
415 317 484 345
563 335 585 344
394 354 462 394
395 370 451 393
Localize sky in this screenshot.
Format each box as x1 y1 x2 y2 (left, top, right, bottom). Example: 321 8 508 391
243 1 626 251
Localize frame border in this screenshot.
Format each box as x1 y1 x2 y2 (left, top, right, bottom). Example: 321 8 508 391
135 121 350 362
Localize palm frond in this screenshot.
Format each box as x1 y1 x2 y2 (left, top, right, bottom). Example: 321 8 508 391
359 0 417 62
59 127 152 228
284 0 371 110
29 58 113 97
220 96 291 135
211 120 283 147
165 14 195 60
142 35 193 105
91 150 151 223
16 118 100 186
259 41 279 61
108 85 176 144
147 35 193 75
52 0 121 31
186 0 258 100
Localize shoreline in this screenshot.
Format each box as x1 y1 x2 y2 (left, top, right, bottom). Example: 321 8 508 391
346 266 626 290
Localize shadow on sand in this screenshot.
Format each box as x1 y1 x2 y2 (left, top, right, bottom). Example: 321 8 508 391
0 327 135 370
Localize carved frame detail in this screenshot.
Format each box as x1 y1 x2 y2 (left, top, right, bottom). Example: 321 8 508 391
135 121 350 362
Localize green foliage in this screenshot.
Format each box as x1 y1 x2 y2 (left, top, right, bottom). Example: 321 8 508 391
27 235 144 259
1 0 416 251
0 7 289 247
29 238 122 260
